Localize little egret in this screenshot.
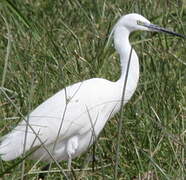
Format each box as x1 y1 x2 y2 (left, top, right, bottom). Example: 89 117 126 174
0 14 185 170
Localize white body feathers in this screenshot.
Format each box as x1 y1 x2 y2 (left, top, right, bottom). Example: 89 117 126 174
0 13 144 162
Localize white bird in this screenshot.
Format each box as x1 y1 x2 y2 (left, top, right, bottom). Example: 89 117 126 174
0 13 185 170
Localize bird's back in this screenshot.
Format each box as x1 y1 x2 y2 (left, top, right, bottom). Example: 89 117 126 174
0 78 123 161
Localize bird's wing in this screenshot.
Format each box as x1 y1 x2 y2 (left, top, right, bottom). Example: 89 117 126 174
0 78 118 161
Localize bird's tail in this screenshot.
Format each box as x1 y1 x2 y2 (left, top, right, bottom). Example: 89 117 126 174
0 126 40 161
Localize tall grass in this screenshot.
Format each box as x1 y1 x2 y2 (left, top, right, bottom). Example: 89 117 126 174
0 0 185 179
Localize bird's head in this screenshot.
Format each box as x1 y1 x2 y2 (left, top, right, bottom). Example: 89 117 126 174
116 13 151 32
115 13 186 38
106 13 185 50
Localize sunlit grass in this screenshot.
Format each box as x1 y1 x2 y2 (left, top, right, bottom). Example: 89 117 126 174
0 0 185 179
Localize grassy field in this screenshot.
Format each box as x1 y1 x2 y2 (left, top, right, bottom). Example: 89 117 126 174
0 0 186 179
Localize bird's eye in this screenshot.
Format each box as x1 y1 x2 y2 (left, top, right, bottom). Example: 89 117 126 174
137 20 145 26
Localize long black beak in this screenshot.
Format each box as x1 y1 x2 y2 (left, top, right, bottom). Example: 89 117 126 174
143 23 186 39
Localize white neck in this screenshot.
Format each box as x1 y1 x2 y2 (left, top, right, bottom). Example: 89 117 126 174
114 26 140 99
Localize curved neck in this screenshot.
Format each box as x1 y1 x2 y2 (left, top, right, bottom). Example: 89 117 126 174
114 26 139 95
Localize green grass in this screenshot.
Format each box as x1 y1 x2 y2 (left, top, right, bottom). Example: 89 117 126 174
0 0 186 179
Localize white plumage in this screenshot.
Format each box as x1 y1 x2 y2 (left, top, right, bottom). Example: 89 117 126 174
0 78 135 162
0 13 184 167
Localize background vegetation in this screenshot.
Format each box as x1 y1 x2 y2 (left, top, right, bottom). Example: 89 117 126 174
0 0 185 179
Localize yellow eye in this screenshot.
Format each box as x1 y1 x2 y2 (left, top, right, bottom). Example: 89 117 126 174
137 20 145 26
